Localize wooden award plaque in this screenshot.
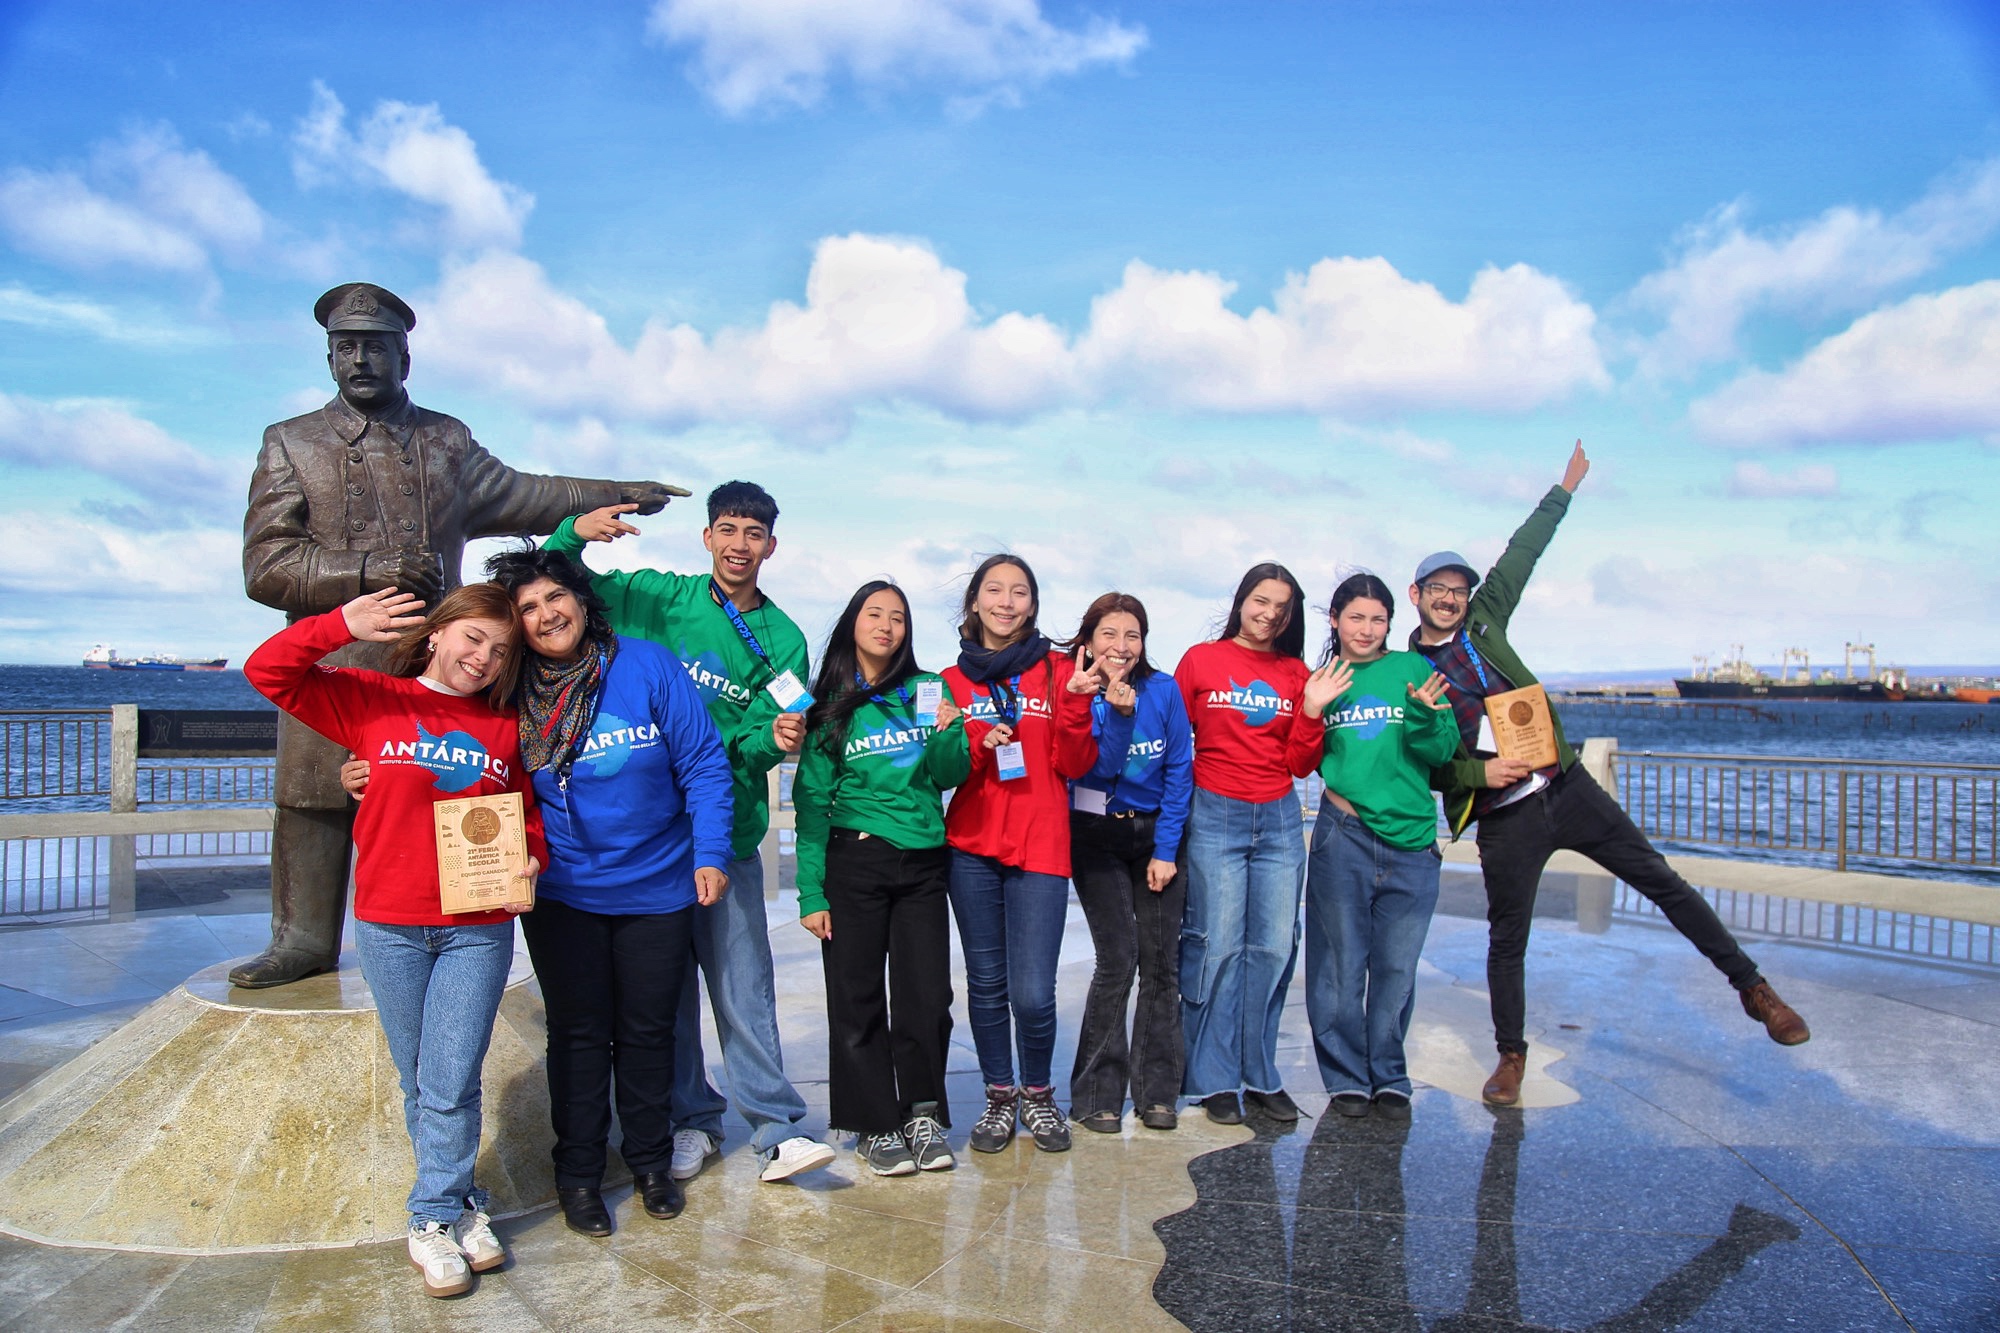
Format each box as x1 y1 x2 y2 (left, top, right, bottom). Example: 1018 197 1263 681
434 791 532 914
1481 683 1560 770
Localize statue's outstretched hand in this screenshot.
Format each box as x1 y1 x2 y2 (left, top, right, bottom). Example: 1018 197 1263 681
617 481 693 514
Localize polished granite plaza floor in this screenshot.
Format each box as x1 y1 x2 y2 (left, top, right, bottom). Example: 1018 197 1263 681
1 860 1996 1330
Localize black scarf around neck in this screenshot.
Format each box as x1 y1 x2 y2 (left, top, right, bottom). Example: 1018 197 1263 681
956 632 1052 685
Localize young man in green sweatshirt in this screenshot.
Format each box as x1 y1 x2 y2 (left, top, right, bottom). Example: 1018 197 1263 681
546 481 834 1183
1409 442 1810 1109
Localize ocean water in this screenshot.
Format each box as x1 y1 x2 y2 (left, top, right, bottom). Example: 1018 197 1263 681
0 665 267 712
1552 697 2000 766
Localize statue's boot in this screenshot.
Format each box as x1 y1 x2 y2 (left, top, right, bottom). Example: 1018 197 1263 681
230 807 352 989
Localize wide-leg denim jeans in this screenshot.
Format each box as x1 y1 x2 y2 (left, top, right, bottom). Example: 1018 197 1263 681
671 852 810 1153
354 917 515 1227
1180 786 1304 1101
1304 804 1441 1099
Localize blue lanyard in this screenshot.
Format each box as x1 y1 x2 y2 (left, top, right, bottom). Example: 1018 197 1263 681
712 579 771 665
1461 630 1492 693
855 671 912 711
988 675 1022 726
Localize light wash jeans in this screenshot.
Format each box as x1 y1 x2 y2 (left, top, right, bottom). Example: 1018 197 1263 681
945 850 1070 1089
1180 786 1305 1100
353 917 514 1226
671 852 808 1152
1304 803 1442 1098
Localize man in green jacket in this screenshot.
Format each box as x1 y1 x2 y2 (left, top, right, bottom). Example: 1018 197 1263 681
1409 442 1810 1107
547 481 835 1184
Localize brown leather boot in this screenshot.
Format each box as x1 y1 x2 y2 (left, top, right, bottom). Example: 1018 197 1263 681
1740 981 1810 1045
1482 1051 1526 1106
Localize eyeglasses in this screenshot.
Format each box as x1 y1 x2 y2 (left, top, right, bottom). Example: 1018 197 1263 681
1417 582 1469 601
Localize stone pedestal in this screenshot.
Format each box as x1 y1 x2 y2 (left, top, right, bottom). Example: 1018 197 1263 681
0 951 564 1254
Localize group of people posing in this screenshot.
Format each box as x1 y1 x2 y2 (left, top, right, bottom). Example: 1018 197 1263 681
245 443 1812 1302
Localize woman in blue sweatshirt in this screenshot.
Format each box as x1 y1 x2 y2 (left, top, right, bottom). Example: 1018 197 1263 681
486 548 735 1236
1064 593 1195 1132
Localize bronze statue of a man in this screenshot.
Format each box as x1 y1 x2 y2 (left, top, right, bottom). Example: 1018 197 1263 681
234 282 686 987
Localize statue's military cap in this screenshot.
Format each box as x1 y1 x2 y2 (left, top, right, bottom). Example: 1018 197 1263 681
314 283 416 335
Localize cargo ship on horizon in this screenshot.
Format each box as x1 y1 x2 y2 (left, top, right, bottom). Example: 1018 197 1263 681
82 644 228 672
1674 643 1905 702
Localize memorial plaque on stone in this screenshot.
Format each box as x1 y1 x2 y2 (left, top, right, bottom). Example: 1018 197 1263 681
137 709 279 758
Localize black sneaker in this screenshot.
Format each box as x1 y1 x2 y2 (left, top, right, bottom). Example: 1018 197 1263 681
1202 1093 1243 1125
1245 1088 1302 1123
1332 1093 1371 1118
969 1084 1017 1153
1018 1085 1072 1152
1372 1091 1411 1122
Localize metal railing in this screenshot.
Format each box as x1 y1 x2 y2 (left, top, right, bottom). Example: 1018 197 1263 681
1616 882 1999 974
1 710 113 801
3 707 273 922
1613 749 2000 875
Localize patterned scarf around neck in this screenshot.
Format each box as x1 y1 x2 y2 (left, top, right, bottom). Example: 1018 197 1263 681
518 634 617 784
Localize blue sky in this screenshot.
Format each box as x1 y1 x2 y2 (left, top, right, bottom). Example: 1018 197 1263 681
2 1 1997 675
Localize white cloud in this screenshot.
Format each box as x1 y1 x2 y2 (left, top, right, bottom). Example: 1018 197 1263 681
419 237 1603 438
0 392 232 510
1726 461 1840 498
293 83 533 250
0 284 186 345
1631 157 2000 373
1080 258 1605 415
647 0 1145 115
0 125 266 274
1690 280 2000 446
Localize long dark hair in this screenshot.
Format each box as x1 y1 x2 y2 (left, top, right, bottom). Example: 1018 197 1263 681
958 553 1040 644
382 582 523 711
1219 562 1306 660
1063 591 1155 683
1320 572 1396 666
807 581 923 755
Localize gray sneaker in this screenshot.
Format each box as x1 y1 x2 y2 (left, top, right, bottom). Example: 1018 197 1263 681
969 1084 1017 1153
1018 1085 1072 1153
859 1130 917 1176
903 1102 955 1171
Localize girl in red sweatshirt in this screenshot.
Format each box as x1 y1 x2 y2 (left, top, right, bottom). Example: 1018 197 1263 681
245 585 544 1300
942 554 1099 1155
1173 562 1312 1128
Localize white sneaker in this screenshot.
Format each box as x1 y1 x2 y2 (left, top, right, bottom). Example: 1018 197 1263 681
408 1220 471 1298
453 1205 505 1272
759 1135 836 1182
671 1128 719 1181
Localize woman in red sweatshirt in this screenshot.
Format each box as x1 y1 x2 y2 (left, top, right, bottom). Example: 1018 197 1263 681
942 554 1100 1155
1173 562 1312 1127
245 585 545 1301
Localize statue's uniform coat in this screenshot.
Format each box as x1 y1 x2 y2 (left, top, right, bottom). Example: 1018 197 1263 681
244 392 625 808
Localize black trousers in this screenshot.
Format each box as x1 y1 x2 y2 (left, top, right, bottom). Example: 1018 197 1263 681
1068 811 1187 1115
821 832 954 1134
520 896 694 1186
1474 766 1763 1055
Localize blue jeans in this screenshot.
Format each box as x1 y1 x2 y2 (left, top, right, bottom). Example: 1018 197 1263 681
354 917 515 1227
672 852 808 1152
946 850 1070 1089
1180 786 1304 1100
1304 804 1442 1099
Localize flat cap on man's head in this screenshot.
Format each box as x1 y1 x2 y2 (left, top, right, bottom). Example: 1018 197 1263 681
1414 550 1480 588
315 283 416 335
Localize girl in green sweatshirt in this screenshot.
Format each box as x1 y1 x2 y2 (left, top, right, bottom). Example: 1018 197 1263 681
1284 572 1457 1117
794 581 972 1176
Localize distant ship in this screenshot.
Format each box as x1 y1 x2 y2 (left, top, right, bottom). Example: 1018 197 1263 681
82 645 227 672
1674 643 1905 702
